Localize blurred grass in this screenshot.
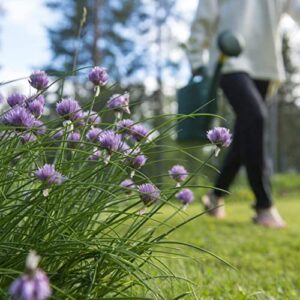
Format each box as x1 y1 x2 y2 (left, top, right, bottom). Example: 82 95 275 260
134 174 300 299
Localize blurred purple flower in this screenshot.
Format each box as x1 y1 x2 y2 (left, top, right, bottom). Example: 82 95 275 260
121 179 135 189
9 251 51 300
169 165 188 183
27 96 45 118
20 132 37 143
86 128 102 142
131 124 149 142
176 188 194 205
35 164 66 185
120 179 135 194
117 119 134 135
88 67 109 86
98 130 122 153
29 70 49 90
51 129 63 140
33 120 47 135
67 132 82 148
68 131 80 142
89 148 101 161
207 127 232 148
56 98 83 121
107 93 130 114
7 93 27 107
131 154 147 169
138 183 160 206
118 141 130 153
84 111 101 125
3 106 35 129
9 270 51 300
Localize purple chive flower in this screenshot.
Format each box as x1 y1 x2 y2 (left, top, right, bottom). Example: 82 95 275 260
9 251 51 300
107 93 130 114
176 188 194 205
120 179 135 194
84 111 101 125
3 106 35 129
56 98 83 121
207 127 232 156
207 127 232 148
131 154 147 169
169 165 188 183
86 128 102 142
68 131 81 142
7 93 27 107
33 120 46 135
89 149 101 161
9 270 51 300
117 119 134 135
20 132 37 143
98 130 122 153
35 164 65 185
29 70 49 90
27 96 45 118
138 183 160 206
51 129 63 140
88 67 109 86
131 124 149 142
121 179 135 189
119 142 131 154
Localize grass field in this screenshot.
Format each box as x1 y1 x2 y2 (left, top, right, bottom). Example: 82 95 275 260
136 175 300 299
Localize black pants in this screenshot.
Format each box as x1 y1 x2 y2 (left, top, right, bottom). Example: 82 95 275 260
213 72 272 209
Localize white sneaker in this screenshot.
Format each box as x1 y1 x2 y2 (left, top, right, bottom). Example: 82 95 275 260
253 206 286 228
202 191 225 218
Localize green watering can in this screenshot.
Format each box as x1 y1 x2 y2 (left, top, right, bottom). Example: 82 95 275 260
177 31 244 142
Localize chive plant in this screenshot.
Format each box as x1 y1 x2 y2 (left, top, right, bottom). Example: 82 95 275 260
0 68 232 299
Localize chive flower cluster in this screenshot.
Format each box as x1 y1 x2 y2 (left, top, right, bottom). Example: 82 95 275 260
169 165 188 187
39 66 156 208
175 188 194 205
9 251 51 300
107 92 130 115
1 71 49 142
34 164 65 185
3 65 232 297
29 71 49 91
88 66 109 86
1 67 230 210
207 127 232 156
169 164 194 207
56 98 83 121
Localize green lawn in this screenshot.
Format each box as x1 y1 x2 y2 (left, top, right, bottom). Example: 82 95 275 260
138 175 300 299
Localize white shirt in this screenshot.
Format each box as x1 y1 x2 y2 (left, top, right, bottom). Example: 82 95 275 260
187 0 300 81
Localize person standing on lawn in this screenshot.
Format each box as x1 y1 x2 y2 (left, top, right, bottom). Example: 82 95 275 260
187 0 300 228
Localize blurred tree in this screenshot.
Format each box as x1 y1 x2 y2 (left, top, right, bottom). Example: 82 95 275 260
46 0 183 83
46 0 152 81
45 0 187 181
272 30 300 172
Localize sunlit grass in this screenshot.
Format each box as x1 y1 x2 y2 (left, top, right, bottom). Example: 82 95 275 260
133 176 300 299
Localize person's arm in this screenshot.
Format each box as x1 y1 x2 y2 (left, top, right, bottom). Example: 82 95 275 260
186 0 219 74
285 0 300 24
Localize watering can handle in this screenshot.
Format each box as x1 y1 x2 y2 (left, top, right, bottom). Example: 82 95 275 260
208 31 245 99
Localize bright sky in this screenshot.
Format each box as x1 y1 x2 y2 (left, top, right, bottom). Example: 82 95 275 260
1 0 298 97
0 0 197 95
0 0 55 89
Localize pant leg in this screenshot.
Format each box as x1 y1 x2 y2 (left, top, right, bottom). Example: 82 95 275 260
213 72 272 209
